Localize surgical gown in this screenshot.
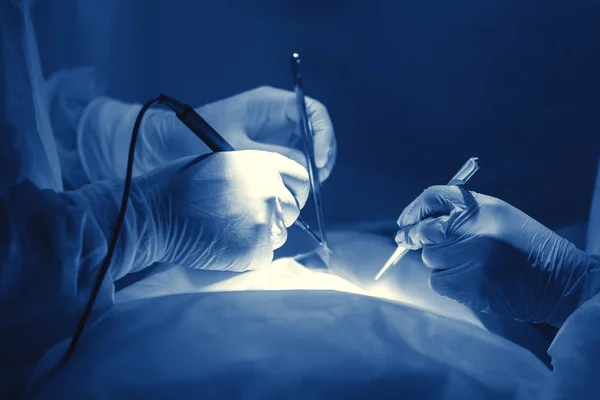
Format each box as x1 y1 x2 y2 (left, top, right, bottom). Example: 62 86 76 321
0 0 162 396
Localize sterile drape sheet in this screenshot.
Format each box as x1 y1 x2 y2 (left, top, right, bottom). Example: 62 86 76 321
27 288 549 399
25 245 551 399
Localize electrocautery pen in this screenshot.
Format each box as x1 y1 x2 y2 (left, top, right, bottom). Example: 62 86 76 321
158 94 330 252
374 157 481 280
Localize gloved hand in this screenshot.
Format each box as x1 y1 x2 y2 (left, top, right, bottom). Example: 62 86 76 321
395 185 600 327
199 86 337 182
142 150 310 271
67 150 309 276
71 86 336 186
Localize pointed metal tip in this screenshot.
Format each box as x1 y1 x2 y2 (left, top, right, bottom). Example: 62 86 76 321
315 244 331 267
375 245 409 280
374 261 392 281
321 242 333 255
294 218 329 251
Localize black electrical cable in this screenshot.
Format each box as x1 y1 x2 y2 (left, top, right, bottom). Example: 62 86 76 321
59 96 161 368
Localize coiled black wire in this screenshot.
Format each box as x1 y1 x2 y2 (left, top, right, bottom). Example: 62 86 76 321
59 96 160 367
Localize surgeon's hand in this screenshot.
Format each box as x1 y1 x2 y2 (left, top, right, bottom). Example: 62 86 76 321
197 86 336 182
143 150 310 272
395 185 600 327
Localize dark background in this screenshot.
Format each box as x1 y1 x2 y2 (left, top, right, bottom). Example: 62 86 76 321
34 0 600 229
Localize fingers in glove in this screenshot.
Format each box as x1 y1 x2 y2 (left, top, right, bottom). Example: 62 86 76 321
396 215 452 250
287 92 336 182
270 197 289 250
267 152 310 209
276 184 302 228
397 185 474 229
305 98 335 171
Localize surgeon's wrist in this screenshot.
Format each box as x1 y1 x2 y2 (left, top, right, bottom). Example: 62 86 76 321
62 178 163 279
544 243 600 327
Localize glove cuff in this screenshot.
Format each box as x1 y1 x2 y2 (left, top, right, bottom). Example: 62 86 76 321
61 177 163 280
541 239 600 327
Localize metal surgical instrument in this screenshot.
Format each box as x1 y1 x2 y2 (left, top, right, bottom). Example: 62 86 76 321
159 94 329 252
374 157 481 281
291 53 330 255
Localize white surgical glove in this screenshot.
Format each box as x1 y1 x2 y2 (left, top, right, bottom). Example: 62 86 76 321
70 150 309 274
198 86 337 182
395 185 600 327
148 150 310 270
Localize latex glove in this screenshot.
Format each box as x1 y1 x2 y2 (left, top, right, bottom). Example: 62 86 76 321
141 150 309 271
395 185 600 327
46 67 108 190
75 86 336 185
199 86 337 182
